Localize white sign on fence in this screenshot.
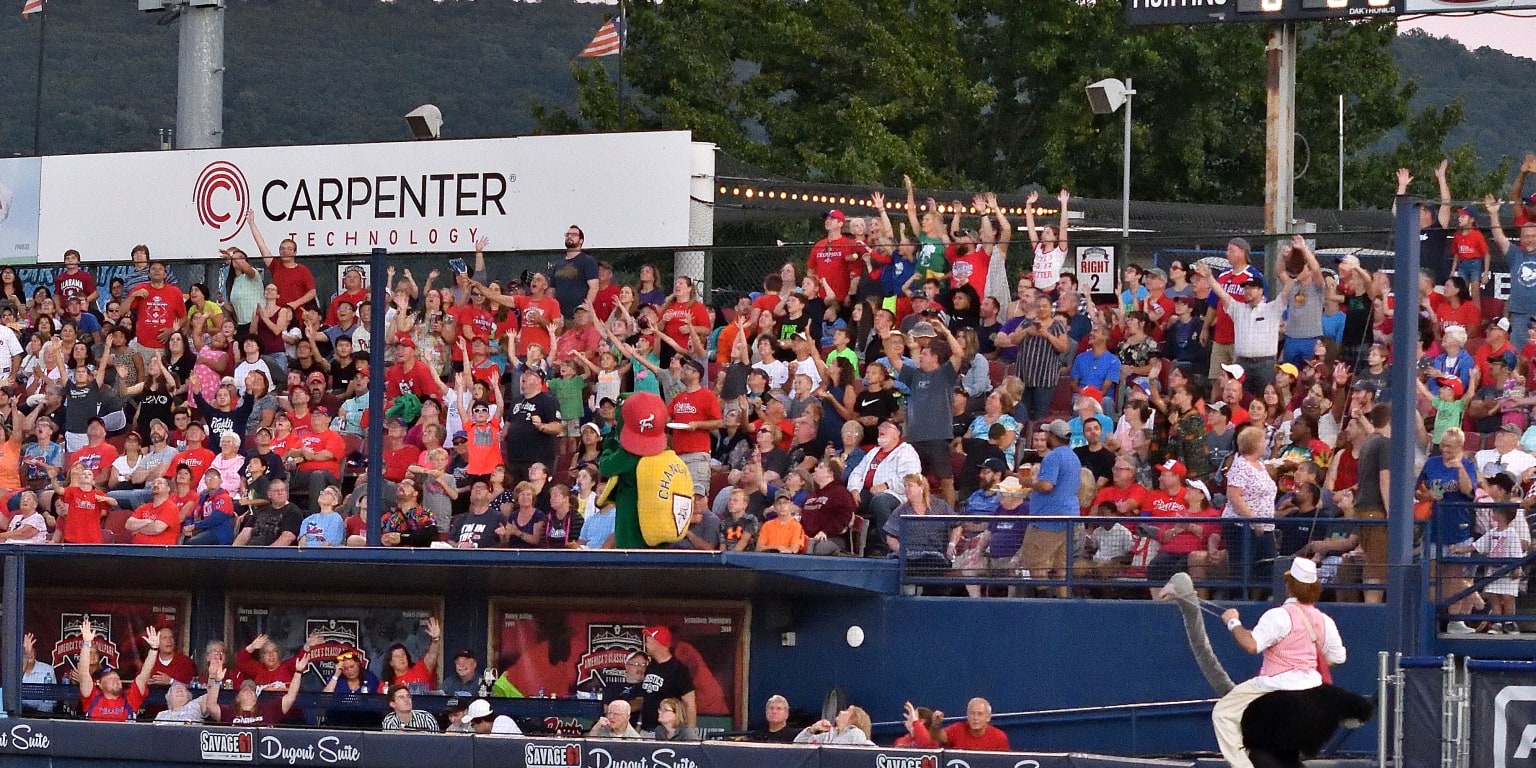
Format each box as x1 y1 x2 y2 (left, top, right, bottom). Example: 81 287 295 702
1075 245 1116 296
34 131 703 262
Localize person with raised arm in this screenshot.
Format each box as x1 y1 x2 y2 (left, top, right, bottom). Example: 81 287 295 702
76 617 155 721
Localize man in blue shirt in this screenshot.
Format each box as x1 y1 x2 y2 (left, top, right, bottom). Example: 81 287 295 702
1487 195 1536 343
1022 420 1082 597
1069 325 1121 402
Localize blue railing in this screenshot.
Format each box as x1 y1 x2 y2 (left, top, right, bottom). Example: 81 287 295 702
1424 501 1536 630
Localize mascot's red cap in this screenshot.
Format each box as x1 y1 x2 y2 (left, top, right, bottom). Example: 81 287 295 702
620 393 669 457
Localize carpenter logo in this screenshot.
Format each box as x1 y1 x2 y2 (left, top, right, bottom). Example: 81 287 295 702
195 161 251 242
199 731 255 762
524 742 583 768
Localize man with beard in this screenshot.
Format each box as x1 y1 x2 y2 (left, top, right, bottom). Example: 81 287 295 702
550 225 599 319
449 480 510 549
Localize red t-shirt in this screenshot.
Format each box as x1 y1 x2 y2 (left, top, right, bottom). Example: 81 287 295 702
467 358 502 388
386 360 443 401
808 237 868 302
452 304 497 342
514 295 562 356
325 289 368 326
54 268 97 304
171 447 216 486
382 443 421 484
660 301 710 352
82 685 146 721
1454 228 1489 262
269 261 316 310
1146 490 1196 555
1090 484 1150 516
1436 300 1481 335
593 284 622 323
131 283 187 349
752 294 782 319
1475 340 1517 385
464 420 503 476
131 499 183 545
389 659 435 688
68 442 119 479
946 245 990 296
669 387 722 455
296 429 345 476
59 486 108 544
943 723 1011 752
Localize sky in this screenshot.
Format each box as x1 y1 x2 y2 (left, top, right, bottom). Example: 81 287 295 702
1398 13 1536 60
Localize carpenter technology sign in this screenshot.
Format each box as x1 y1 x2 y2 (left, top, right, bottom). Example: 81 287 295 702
28 131 704 262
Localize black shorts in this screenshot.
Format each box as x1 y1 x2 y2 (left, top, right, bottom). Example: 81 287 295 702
912 439 954 480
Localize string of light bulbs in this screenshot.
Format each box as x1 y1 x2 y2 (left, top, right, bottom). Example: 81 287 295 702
712 184 1060 218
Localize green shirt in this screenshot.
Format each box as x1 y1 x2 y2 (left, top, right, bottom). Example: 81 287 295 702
548 376 587 422
826 348 859 378
1430 395 1467 444
916 235 947 279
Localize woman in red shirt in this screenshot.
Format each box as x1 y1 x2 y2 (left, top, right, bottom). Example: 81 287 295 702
380 616 442 690
1434 276 1481 339
660 276 710 362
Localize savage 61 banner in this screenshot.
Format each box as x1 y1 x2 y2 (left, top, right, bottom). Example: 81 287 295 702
492 600 748 728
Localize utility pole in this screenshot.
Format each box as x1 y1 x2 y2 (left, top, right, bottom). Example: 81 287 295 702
1263 23 1296 282
140 0 225 149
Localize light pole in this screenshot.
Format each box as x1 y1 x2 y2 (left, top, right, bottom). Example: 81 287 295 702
1086 77 1136 238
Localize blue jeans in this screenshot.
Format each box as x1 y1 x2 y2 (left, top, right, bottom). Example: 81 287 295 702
1455 259 1484 285
1281 336 1318 368
1023 386 1054 421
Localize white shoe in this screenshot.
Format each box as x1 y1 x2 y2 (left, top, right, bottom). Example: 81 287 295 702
1445 621 1476 634
1505 623 1522 635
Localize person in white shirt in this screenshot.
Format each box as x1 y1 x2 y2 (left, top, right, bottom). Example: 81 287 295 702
1475 425 1536 483
1214 558 1346 768
1199 263 1287 396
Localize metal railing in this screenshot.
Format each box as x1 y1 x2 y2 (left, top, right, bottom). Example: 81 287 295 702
893 513 1396 599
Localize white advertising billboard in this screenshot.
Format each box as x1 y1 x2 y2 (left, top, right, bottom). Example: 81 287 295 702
0 157 42 265
35 131 701 262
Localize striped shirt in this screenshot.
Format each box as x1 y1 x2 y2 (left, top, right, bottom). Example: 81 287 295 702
382 709 442 732
1014 318 1069 388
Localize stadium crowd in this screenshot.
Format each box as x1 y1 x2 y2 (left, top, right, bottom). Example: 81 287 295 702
2 165 1536 628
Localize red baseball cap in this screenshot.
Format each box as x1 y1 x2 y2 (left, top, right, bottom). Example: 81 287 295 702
1160 459 1187 481
824 209 846 222
620 393 668 457
395 334 417 350
1079 386 1104 404
642 626 672 647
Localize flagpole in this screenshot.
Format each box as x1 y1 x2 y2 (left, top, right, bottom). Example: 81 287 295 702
616 0 627 131
31 2 46 156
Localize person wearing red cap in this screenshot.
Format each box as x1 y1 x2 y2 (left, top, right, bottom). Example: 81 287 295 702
385 333 443 404
1451 205 1492 299
638 626 696 732
807 209 868 305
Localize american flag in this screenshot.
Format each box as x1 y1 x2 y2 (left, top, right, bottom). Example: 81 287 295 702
578 18 623 58
22 0 43 17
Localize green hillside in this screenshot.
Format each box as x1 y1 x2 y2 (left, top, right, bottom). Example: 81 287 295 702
1393 27 1532 177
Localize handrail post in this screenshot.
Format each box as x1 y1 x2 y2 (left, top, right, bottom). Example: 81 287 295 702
2 552 24 716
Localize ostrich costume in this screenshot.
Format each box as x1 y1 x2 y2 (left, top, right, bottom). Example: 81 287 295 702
1159 572 1374 768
